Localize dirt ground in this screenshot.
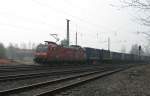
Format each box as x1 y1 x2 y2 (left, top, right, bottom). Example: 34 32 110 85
56 64 150 96
0 59 34 65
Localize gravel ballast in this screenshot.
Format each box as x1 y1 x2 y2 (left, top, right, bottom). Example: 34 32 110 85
56 64 150 96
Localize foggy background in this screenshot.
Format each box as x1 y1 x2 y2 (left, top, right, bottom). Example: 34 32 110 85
0 0 150 61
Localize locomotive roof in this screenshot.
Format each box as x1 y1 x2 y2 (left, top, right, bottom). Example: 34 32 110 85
44 41 57 45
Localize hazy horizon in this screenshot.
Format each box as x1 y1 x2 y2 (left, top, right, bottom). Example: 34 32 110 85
0 0 149 52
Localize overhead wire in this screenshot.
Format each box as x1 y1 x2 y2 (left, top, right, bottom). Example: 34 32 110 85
0 0 123 47
32 0 117 34
0 0 116 40
0 12 66 31
31 0 122 47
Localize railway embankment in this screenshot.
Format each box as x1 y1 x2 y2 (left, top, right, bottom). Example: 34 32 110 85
56 63 150 96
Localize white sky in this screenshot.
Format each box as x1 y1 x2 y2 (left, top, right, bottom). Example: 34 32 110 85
0 0 149 52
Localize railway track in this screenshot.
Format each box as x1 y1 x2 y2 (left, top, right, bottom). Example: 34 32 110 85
0 66 107 81
0 64 103 72
0 65 131 96
0 63 124 72
0 63 121 77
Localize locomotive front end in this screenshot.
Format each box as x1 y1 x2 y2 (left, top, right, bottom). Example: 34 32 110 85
34 44 48 63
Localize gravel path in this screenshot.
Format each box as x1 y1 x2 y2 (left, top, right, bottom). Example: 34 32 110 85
55 64 150 96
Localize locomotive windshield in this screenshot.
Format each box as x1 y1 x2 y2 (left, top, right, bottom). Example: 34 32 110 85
36 44 48 52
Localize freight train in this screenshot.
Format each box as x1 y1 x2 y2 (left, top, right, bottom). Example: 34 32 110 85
34 41 150 64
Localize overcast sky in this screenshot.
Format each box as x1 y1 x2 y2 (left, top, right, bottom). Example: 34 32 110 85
0 0 149 52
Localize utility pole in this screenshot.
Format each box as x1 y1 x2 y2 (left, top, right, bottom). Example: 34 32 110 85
76 25 78 45
97 32 98 40
66 19 70 47
108 37 110 51
139 45 141 60
76 32 77 45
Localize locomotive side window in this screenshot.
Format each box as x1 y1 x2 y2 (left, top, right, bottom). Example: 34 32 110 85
36 45 48 52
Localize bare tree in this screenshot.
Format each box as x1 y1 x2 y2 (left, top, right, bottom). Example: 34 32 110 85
130 44 145 55
144 44 150 56
0 43 6 58
31 43 36 50
117 0 150 56
6 43 17 59
121 45 126 53
120 0 150 26
60 39 68 47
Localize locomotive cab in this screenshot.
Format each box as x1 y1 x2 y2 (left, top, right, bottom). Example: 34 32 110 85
34 44 48 63
34 41 59 64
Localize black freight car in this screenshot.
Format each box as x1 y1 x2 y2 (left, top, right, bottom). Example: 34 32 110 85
111 52 122 63
84 47 102 64
101 49 111 63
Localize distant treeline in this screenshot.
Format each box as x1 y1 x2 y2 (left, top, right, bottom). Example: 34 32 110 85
0 42 150 60
0 43 6 59
0 43 36 61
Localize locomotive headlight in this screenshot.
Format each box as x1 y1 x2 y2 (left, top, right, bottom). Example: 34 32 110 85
41 52 47 57
34 52 47 58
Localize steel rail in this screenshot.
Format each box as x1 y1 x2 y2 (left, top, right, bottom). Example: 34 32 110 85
0 64 104 72
37 68 124 96
0 66 106 81
0 67 127 96
0 69 108 96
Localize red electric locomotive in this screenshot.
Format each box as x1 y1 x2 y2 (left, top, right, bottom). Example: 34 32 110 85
34 41 86 64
